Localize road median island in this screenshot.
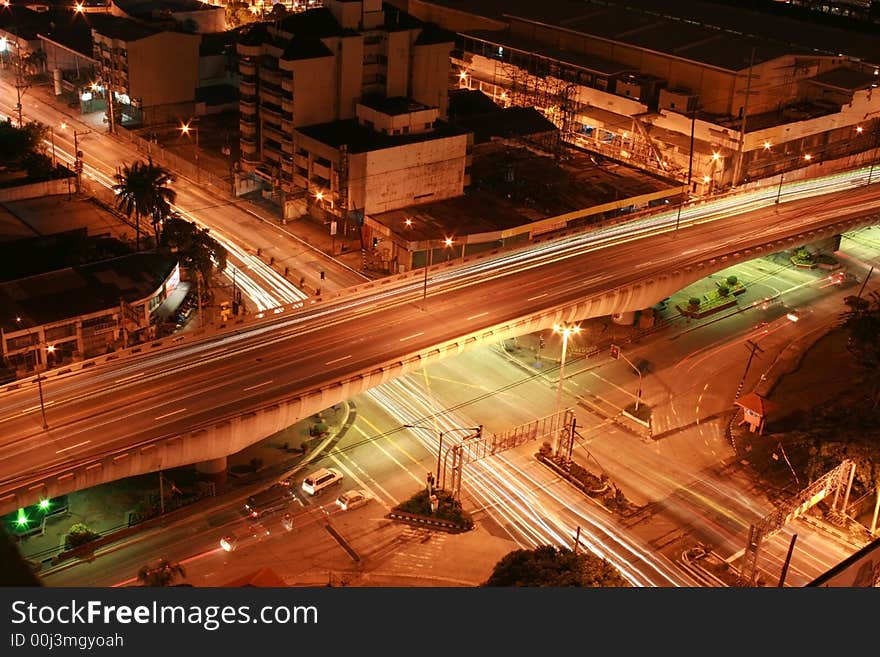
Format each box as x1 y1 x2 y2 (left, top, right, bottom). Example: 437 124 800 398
388 489 474 533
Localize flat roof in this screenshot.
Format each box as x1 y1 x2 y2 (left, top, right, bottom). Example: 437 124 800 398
425 0 878 69
370 142 675 241
359 95 433 116
296 119 466 154
463 30 636 76
89 14 158 42
811 67 878 90
0 252 176 329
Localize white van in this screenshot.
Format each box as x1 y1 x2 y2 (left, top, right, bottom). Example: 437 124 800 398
301 468 343 496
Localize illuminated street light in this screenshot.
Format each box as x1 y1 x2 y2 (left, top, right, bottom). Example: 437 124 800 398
180 119 200 182
803 153 812 162
551 322 580 454
763 141 771 150
314 190 324 202
422 238 453 301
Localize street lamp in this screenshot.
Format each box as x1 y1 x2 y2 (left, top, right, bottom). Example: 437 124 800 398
402 424 483 486
610 344 643 411
15 317 52 431
180 119 200 183
551 322 580 454
421 238 453 302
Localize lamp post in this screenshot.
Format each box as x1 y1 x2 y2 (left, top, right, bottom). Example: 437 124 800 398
403 424 482 485
180 119 200 183
775 171 784 205
551 322 580 454
15 316 51 430
611 344 643 411
421 238 453 302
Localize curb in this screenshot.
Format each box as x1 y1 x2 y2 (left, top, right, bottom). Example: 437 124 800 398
387 511 472 533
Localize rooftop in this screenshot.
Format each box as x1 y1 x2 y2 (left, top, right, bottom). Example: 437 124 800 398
0 252 176 329
296 118 466 154
371 142 675 242
424 0 880 69
359 95 433 116
811 67 878 90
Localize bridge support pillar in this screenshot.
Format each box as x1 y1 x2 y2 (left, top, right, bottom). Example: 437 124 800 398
196 456 228 484
611 310 636 326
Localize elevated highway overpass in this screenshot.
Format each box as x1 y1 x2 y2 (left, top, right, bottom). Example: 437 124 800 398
1 168 879 515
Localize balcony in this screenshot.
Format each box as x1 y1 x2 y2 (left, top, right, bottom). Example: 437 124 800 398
259 67 281 86
312 160 331 179
282 78 293 93
294 153 308 169
282 97 294 114
239 59 256 76
240 122 257 139
240 97 256 112
261 85 282 105
260 105 281 122
282 140 294 154
240 79 256 95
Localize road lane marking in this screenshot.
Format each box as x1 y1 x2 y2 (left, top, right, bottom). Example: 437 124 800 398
155 408 187 420
243 380 273 391
527 293 547 301
467 312 488 320
325 355 352 366
115 372 144 384
399 332 424 342
56 440 91 454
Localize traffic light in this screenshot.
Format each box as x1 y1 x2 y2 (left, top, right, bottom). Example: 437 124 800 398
610 345 620 360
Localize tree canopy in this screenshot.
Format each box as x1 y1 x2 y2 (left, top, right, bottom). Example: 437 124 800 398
484 545 630 587
161 214 227 288
113 158 177 251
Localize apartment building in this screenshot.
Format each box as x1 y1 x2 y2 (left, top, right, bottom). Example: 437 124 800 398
91 15 201 125
236 0 467 218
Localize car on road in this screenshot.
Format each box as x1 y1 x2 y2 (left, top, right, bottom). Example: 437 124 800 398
301 467 343 496
244 483 294 518
220 523 270 552
335 489 371 511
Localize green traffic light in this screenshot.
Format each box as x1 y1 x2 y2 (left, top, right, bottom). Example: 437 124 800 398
15 508 29 527
38 499 51 511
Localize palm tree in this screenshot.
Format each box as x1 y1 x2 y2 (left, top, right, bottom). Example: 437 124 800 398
113 158 176 251
136 558 186 587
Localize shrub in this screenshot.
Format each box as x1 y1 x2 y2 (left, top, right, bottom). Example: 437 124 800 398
717 285 730 297
64 523 100 550
688 297 701 308
394 489 474 528
726 275 738 286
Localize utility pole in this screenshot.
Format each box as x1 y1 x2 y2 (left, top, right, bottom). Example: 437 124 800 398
12 28 28 128
732 47 756 186
777 534 797 587
734 340 763 402
73 130 83 193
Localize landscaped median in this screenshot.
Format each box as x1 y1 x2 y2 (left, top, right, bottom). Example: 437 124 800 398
388 489 474 532
535 444 640 518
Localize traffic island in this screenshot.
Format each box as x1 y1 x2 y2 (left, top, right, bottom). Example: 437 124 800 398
536 445 640 518
388 489 474 532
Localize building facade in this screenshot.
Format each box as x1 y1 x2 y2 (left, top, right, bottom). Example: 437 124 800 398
91 16 201 125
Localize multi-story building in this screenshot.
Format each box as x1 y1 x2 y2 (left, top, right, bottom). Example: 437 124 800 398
91 14 201 125
236 0 468 219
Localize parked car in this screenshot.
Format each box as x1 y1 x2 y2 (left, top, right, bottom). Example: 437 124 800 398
301 467 343 496
335 489 371 511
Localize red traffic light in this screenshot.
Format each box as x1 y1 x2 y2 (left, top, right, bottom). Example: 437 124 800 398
610 345 620 360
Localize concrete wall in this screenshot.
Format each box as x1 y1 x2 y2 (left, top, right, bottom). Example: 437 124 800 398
355 133 468 213
128 32 201 108
1 208 875 516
